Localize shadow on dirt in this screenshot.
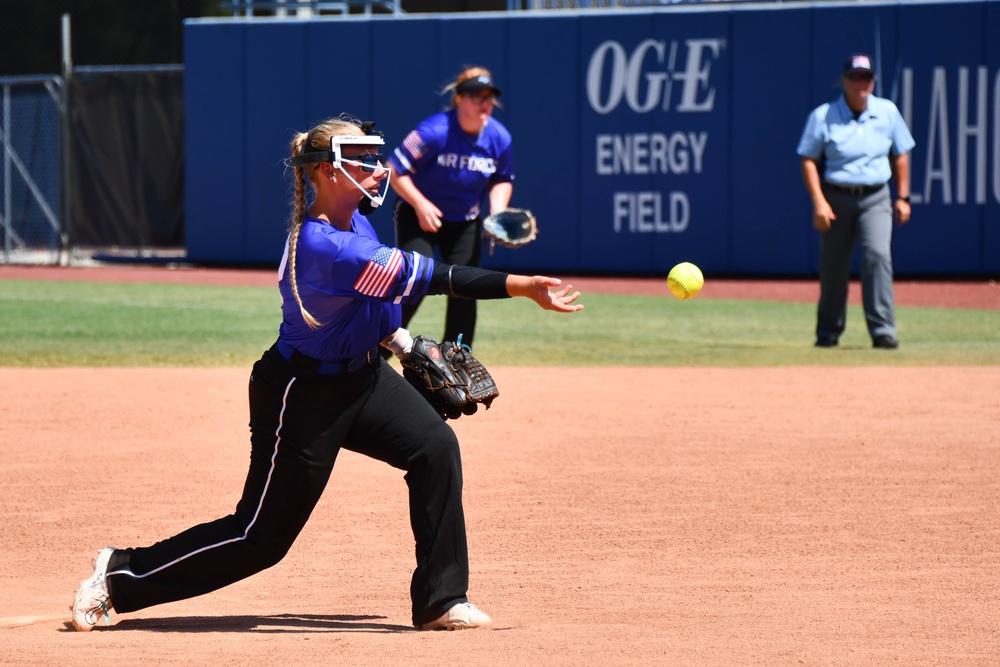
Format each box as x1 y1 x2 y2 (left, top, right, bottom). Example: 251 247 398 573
62 613 414 633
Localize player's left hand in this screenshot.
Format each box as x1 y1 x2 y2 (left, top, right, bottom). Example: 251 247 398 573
507 276 583 313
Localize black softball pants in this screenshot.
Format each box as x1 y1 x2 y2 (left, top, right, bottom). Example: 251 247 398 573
105 344 471 628
394 199 482 346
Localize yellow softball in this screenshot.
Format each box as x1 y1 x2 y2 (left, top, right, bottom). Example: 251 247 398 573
666 262 704 300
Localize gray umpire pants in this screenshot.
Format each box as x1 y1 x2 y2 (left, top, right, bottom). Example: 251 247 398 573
816 184 897 343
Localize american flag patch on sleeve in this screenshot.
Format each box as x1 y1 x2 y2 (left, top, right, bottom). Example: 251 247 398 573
402 130 424 160
354 247 404 298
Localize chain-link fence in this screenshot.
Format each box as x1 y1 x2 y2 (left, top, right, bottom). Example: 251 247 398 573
0 3 222 265
0 76 66 265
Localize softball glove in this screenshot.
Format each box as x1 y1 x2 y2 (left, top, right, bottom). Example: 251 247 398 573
401 336 499 420
482 208 538 254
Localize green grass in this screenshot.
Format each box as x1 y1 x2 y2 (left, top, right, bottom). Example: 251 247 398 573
0 281 279 366
1 279 997 366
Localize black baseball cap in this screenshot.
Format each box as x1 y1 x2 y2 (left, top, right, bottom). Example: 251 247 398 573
455 74 502 97
843 53 874 75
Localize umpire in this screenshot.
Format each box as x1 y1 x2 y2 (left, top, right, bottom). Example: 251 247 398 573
797 53 915 349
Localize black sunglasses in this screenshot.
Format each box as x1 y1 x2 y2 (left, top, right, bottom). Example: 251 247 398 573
847 72 874 82
340 153 386 172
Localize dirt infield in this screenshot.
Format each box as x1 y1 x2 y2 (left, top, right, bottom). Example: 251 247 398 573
1 265 998 666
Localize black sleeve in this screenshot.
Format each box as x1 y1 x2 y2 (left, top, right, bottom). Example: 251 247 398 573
428 263 510 299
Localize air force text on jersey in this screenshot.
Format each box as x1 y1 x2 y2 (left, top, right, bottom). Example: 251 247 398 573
436 153 497 174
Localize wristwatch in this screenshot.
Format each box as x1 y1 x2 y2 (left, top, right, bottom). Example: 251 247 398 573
897 196 911 203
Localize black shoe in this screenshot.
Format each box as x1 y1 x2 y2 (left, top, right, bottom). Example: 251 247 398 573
814 339 838 348
872 335 898 349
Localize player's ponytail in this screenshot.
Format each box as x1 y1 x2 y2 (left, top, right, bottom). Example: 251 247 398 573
287 131 322 329
284 117 363 330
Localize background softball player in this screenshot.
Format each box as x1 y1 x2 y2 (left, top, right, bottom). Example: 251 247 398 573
71 114 582 633
389 66 514 348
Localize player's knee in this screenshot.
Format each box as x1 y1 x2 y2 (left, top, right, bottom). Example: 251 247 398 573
246 538 293 570
238 515 302 568
410 423 462 474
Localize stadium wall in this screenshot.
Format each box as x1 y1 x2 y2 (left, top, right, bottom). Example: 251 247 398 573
183 0 1000 277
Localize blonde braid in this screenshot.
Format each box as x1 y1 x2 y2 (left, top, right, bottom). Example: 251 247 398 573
288 131 322 329
284 117 363 330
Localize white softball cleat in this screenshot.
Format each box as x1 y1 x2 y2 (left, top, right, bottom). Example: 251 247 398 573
420 601 492 631
70 547 116 631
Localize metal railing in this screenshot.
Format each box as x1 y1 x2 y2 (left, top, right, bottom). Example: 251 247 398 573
220 0 403 17
506 0 833 7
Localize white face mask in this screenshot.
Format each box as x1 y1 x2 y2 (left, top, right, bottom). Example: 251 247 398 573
329 135 390 209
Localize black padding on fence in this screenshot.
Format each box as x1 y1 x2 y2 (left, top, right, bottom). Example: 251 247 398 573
70 68 183 247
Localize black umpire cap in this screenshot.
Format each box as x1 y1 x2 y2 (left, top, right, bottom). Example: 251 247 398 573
843 53 875 75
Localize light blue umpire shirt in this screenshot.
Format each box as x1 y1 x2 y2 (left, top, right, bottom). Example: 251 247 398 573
797 94 915 187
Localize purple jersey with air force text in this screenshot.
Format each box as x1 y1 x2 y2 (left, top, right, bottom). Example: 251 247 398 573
389 108 514 221
277 215 435 361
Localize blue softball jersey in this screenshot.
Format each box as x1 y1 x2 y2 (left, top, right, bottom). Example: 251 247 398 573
389 108 514 221
277 215 435 361
797 94 915 187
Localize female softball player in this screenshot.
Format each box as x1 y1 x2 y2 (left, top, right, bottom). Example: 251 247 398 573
389 66 514 348
71 114 582 632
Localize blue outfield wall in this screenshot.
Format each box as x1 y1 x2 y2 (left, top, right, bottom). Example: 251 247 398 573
184 1 1000 276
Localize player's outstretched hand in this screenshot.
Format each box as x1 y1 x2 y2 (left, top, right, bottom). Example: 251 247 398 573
507 275 584 313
